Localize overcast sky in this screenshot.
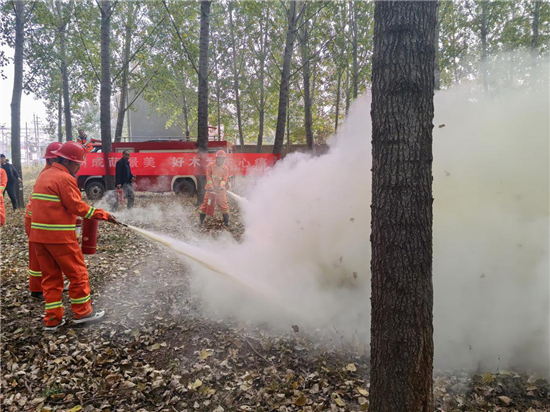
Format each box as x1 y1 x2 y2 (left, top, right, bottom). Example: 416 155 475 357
0 44 48 131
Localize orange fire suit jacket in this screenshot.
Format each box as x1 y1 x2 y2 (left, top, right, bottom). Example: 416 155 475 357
29 163 110 243
77 137 93 153
0 168 7 226
205 163 230 191
25 164 51 231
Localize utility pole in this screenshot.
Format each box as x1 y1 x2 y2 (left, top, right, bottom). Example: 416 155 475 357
25 122 28 163
36 116 41 158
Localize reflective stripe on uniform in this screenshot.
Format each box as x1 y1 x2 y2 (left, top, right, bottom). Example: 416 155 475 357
31 223 76 231
84 206 95 219
0 185 4 193
32 193 61 202
27 210 32 216
220 181 226 186
70 295 90 305
45 301 62 309
207 181 213 185
28 269 42 277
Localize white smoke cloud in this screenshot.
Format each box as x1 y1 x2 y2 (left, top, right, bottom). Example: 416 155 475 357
141 54 548 374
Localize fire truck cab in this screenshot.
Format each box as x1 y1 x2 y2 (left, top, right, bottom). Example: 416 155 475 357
78 140 233 199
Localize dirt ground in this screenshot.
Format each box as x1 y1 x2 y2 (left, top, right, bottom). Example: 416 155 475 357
1 184 549 411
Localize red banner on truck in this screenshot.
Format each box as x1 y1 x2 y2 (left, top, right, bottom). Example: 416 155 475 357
79 152 279 176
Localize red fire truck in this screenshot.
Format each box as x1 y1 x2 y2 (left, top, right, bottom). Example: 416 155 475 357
77 140 278 199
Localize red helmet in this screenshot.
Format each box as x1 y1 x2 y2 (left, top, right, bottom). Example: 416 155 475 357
216 150 227 158
51 141 86 164
43 142 63 159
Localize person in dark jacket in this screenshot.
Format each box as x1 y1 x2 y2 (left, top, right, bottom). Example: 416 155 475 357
1 154 21 209
114 150 135 210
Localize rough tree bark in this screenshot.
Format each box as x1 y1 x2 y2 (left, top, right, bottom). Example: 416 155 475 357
229 2 244 150
345 66 350 114
100 0 115 190
56 0 74 141
115 1 135 142
300 15 313 151
196 0 211 203
369 2 438 412
273 0 297 155
10 0 24 207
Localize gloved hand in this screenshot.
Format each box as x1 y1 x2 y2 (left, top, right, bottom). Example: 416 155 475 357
107 214 118 224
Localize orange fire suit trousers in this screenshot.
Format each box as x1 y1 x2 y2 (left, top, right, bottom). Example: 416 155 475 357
200 189 229 214
25 216 43 292
32 241 93 326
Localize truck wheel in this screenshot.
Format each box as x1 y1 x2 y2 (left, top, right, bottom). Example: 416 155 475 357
85 181 106 200
174 179 196 196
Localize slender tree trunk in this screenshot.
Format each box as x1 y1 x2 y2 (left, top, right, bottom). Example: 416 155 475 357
351 0 358 99
197 0 211 203
345 66 351 114
369 2 437 411
229 2 244 150
182 87 190 140
57 90 63 142
300 17 313 151
480 1 488 92
126 83 131 140
10 0 24 207
57 0 73 141
334 69 341 133
100 0 115 190
214 44 221 141
115 2 134 142
273 0 297 154
257 11 268 153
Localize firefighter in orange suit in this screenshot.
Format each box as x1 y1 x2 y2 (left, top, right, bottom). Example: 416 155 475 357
0 167 7 226
30 141 118 331
25 142 62 300
77 129 94 153
199 150 230 226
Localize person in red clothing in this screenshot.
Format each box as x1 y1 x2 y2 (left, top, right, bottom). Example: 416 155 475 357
0 167 7 226
199 150 230 226
25 142 62 300
30 141 118 331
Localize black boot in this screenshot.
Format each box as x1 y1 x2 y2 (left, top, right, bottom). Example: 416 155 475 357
30 291 43 300
223 214 229 226
200 213 206 224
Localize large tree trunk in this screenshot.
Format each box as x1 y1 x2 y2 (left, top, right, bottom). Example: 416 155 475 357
334 69 341 133
480 1 488 92
300 16 314 151
369 2 437 412
350 0 358 99
10 0 24 207
57 90 63 142
229 2 244 150
100 0 115 190
273 0 297 155
196 0 211 203
256 10 268 153
115 2 134 142
57 0 73 141
214 44 221 141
